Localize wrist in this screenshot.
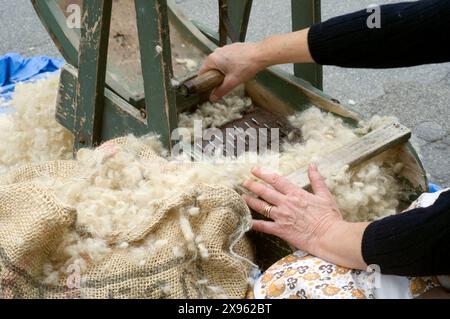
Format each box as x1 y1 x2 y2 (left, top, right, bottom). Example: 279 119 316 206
309 220 350 257
310 221 369 270
253 39 276 70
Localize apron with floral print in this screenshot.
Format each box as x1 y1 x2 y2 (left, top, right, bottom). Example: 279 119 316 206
253 189 450 299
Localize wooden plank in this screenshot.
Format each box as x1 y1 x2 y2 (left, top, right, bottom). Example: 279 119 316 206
33 0 146 106
218 0 253 45
286 122 412 189
74 0 112 151
135 0 178 150
57 65 148 143
247 68 360 124
32 0 80 67
228 0 253 42
291 0 322 89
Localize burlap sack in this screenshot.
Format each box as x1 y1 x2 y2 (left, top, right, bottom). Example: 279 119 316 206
0 139 255 299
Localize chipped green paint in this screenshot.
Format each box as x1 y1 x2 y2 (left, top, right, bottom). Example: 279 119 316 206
226 0 253 42
57 64 148 142
74 0 112 151
135 0 178 149
31 0 80 67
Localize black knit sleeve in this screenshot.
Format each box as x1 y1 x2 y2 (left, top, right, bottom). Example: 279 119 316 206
362 190 450 277
308 0 450 68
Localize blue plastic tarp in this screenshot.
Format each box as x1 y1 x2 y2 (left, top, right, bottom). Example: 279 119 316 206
429 183 442 193
0 53 64 112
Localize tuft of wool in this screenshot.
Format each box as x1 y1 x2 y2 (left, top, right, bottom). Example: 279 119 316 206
188 207 200 216
170 78 180 88
175 58 199 72
172 245 186 258
179 210 197 253
178 94 253 135
0 73 74 173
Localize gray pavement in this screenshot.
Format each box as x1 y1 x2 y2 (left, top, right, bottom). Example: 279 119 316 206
1 0 449 186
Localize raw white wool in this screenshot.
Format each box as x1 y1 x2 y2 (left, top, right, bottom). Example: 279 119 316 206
197 243 209 259
0 73 74 173
175 58 198 71
178 94 253 135
117 242 129 249
187 207 200 216
173 107 408 223
204 284 229 299
179 210 198 253
393 162 404 174
195 236 209 259
2 75 415 287
160 283 172 296
283 109 407 222
170 78 180 87
172 245 186 258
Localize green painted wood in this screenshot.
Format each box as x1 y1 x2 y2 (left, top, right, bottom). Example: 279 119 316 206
32 0 147 107
218 0 252 45
291 0 323 89
135 0 178 149
74 0 112 151
57 65 148 142
254 66 359 124
227 0 253 42
31 0 79 67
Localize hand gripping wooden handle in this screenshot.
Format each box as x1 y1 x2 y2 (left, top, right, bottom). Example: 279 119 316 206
180 70 225 96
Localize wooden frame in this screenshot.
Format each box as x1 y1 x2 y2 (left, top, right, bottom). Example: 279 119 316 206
292 0 323 89
135 0 178 148
36 0 428 194
37 0 429 270
74 0 112 150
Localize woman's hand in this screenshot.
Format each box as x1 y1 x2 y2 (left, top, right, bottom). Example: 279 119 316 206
198 28 315 102
198 42 268 102
242 164 369 270
242 164 343 254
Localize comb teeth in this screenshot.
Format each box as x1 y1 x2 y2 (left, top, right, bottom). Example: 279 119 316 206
199 106 301 157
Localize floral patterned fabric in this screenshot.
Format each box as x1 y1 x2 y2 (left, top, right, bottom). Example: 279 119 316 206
253 251 439 299
253 189 450 299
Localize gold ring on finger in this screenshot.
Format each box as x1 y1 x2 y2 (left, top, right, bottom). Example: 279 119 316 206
263 204 274 219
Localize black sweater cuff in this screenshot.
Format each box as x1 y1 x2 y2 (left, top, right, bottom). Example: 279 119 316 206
362 190 450 277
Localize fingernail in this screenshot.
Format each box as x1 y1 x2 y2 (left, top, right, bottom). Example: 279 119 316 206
251 166 259 174
210 95 218 102
259 167 276 176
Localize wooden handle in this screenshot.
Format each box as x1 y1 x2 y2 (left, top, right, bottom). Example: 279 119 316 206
180 70 225 96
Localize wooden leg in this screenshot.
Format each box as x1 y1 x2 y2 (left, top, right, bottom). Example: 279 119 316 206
291 0 323 90
74 0 112 152
135 0 178 150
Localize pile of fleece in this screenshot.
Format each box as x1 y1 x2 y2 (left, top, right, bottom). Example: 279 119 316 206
0 75 414 288
0 73 73 174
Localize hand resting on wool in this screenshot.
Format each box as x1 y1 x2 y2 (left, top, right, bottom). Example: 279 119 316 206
242 165 369 270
